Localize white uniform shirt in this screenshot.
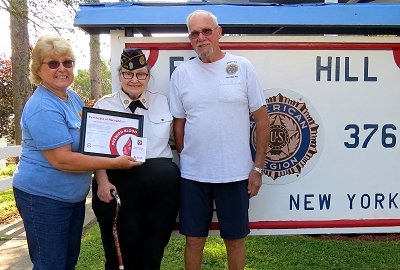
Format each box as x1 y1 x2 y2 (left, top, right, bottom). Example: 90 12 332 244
95 90 173 159
169 53 266 183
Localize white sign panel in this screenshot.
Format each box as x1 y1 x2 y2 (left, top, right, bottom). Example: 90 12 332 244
111 33 400 234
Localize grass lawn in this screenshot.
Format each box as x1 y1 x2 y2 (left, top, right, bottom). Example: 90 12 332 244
0 189 18 225
77 223 400 270
0 164 16 179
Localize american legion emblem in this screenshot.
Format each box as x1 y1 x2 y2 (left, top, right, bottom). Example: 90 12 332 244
225 63 239 76
250 89 322 183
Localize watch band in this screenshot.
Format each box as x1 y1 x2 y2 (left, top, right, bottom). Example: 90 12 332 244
253 166 264 175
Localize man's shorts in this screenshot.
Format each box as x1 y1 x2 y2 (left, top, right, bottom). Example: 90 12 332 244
179 178 250 239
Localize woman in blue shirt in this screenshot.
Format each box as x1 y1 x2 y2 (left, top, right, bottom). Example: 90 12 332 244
12 35 141 270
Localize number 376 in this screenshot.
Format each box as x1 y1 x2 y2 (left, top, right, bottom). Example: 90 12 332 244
344 124 397 148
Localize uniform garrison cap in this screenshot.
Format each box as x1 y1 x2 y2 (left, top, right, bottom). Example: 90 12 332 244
120 48 147 70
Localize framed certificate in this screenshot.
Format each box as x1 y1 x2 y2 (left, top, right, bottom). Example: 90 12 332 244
79 107 144 157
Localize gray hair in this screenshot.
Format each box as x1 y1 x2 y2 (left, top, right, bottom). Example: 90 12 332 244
186 10 219 31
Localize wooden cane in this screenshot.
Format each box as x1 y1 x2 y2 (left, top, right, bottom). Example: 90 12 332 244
111 189 124 270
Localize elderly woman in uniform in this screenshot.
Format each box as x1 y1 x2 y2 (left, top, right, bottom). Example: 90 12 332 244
12 35 140 270
92 48 180 270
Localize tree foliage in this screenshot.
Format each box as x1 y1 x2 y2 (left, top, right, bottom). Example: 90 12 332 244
0 0 81 36
0 0 105 143
74 59 112 101
0 58 15 143
0 0 119 144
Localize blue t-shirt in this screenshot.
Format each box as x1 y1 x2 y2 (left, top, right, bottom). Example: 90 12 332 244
13 86 92 203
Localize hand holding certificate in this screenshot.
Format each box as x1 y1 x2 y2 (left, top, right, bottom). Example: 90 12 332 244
79 107 147 161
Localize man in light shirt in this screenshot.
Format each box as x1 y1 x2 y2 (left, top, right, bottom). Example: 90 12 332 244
169 9 270 270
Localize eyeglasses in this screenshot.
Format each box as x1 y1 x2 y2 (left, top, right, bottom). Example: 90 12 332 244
42 60 75 69
188 26 219 40
121 71 149 80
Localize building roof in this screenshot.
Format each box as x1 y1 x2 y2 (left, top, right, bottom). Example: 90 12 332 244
74 2 400 35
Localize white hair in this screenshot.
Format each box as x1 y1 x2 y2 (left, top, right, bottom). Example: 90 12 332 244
186 9 219 30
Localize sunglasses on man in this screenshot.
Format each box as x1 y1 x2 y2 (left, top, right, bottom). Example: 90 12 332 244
188 26 219 40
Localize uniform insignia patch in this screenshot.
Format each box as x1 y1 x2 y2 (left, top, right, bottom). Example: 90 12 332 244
225 63 239 76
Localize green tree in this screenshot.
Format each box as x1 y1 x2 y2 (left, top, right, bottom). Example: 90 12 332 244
1 0 103 143
74 69 90 97
85 0 102 101
9 0 31 144
0 58 15 143
74 59 112 101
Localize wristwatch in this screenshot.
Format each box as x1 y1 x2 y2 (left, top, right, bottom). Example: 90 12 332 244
253 166 264 175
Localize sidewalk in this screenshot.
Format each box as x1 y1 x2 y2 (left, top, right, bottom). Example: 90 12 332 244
0 192 96 270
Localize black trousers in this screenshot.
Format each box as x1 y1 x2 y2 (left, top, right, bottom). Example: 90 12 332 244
92 158 180 270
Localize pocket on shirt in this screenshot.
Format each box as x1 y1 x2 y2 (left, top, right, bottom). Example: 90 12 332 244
148 113 173 139
218 81 247 103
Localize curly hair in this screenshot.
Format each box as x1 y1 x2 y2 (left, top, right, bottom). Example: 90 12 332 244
29 35 75 85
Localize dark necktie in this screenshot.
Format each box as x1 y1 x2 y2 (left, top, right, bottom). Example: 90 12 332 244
128 100 147 113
